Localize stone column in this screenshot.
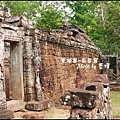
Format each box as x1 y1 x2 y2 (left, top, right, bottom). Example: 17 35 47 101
24 36 35 101
0 33 14 119
0 34 6 110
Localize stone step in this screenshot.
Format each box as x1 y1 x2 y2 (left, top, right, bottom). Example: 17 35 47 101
25 99 51 111
7 100 26 112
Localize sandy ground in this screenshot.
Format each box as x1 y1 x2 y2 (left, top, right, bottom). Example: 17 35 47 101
13 107 120 119
13 107 70 119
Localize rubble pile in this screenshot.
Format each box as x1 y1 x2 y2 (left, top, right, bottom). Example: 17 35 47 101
61 74 112 119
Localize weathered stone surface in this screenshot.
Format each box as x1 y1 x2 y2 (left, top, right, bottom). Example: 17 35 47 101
85 82 104 93
0 10 10 17
61 88 98 108
25 99 51 111
61 74 112 119
0 110 14 119
0 9 102 116
7 100 26 112
94 74 109 85
110 82 120 91
22 112 44 119
5 16 20 23
69 107 97 119
0 102 7 111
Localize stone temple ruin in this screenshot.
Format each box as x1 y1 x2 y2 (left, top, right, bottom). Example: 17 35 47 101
0 10 112 119
61 74 112 119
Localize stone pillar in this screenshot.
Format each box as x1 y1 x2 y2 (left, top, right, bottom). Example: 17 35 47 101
10 41 24 100
25 34 51 111
0 34 6 110
0 33 14 119
24 36 35 101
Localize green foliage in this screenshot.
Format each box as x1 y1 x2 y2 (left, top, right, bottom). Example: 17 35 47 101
110 91 120 116
35 4 64 30
0 1 120 56
0 1 65 30
0 1 41 18
65 1 120 56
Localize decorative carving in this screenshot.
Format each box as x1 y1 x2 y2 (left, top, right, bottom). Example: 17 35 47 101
35 69 44 101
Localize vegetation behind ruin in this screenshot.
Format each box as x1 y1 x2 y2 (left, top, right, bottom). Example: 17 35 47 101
1 1 119 56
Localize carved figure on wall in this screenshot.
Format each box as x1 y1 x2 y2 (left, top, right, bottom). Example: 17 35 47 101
35 69 44 101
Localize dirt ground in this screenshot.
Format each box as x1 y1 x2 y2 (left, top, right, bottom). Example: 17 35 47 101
13 106 120 119
13 107 70 119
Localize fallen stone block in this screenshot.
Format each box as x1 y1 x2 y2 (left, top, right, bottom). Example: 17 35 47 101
94 74 109 85
85 82 103 92
0 109 14 119
61 88 98 109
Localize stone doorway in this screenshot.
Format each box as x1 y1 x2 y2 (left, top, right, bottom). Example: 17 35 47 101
4 41 24 101
4 42 10 101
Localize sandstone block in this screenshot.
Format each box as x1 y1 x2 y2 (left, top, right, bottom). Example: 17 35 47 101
23 112 44 119
61 88 98 109
0 110 14 119
25 99 51 111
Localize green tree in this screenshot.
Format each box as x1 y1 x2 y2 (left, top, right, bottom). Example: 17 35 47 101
0 1 41 18
96 1 120 55
0 1 120 56
65 1 120 56
0 1 66 30
34 2 65 30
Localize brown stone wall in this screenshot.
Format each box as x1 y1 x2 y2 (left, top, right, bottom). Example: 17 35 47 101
26 23 102 104
0 9 101 106
33 37 100 103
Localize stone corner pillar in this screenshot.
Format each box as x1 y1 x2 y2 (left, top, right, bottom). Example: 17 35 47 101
0 33 14 119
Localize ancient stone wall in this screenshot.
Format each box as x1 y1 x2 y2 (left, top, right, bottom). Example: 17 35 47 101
0 9 102 108
30 24 101 104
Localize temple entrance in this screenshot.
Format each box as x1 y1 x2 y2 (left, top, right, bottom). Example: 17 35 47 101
104 55 118 81
109 57 117 75
4 40 24 101
4 42 10 101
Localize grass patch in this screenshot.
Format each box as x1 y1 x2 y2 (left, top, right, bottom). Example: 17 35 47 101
110 91 120 116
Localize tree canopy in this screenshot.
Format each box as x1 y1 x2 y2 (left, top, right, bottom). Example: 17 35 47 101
0 1 120 56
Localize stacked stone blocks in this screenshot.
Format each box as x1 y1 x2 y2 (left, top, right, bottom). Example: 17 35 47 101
61 74 112 119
